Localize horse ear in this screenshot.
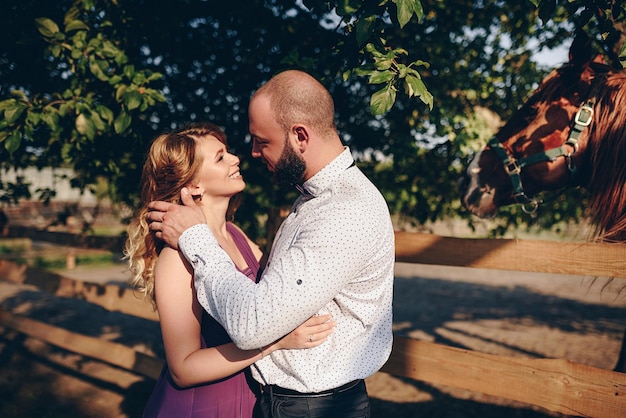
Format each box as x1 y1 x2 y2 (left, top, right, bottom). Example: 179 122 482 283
569 30 593 68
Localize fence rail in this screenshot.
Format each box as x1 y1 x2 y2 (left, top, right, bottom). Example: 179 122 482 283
1 227 626 417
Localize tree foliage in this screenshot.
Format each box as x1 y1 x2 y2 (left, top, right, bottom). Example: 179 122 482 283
0 0 624 239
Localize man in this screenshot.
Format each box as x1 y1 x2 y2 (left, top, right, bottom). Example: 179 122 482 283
148 70 394 417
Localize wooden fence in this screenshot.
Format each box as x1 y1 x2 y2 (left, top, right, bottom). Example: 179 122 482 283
1 227 626 417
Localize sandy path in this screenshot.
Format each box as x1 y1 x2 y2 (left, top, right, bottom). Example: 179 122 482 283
1 261 625 417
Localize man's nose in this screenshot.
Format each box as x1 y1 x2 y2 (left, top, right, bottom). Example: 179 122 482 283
251 142 261 158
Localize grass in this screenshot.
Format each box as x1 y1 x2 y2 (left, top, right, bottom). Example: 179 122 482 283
0 237 119 270
32 253 118 270
0 239 32 253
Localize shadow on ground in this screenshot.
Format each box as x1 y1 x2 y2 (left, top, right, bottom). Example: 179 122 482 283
2 266 620 417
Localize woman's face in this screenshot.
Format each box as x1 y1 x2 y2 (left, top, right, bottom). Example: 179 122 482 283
193 135 245 199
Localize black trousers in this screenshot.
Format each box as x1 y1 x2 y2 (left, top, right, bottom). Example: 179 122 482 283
254 379 370 418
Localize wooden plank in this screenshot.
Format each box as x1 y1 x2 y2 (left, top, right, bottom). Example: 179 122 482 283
6 226 126 252
382 337 626 418
8 227 625 277
19 337 147 390
0 260 158 321
395 232 626 279
4 303 624 417
3 230 626 415
0 309 162 380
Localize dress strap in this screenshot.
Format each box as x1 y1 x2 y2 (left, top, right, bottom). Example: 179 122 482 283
225 222 260 282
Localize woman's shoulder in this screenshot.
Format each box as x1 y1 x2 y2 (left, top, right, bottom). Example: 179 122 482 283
156 246 191 274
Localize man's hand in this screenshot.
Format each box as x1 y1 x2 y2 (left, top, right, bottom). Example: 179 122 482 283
147 188 206 249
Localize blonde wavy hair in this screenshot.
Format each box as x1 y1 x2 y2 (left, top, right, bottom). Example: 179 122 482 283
124 122 233 306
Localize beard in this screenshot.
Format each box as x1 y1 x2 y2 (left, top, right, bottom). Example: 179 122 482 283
273 137 306 188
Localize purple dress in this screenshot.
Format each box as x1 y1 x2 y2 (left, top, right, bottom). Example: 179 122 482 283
143 223 260 417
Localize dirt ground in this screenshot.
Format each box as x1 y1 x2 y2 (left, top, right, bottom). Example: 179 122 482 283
1 259 625 417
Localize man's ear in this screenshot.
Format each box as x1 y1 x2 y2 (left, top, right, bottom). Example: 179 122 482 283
293 125 309 151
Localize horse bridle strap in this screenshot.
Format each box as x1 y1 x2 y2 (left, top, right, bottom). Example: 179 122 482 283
487 71 607 213
487 137 575 208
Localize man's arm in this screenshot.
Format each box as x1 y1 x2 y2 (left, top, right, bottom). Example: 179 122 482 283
179 211 372 350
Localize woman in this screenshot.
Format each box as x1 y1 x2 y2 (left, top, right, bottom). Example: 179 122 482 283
125 122 334 417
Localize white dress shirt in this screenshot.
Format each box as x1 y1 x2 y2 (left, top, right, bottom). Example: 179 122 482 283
179 147 395 393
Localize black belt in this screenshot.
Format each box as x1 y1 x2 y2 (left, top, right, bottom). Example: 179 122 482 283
261 379 363 398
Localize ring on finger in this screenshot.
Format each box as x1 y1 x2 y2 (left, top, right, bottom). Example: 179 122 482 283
308 335 313 342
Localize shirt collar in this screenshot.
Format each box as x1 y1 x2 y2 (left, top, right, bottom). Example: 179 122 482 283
296 147 354 198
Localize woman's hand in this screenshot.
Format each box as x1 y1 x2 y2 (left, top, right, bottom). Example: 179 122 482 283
264 314 335 354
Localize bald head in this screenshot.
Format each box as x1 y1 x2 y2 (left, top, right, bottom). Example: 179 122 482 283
252 70 337 139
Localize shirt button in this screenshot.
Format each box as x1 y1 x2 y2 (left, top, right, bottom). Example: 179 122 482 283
296 279 302 285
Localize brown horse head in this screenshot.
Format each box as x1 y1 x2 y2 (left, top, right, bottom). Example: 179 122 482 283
459 32 626 241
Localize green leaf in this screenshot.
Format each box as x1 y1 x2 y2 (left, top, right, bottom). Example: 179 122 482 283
413 0 424 21
58 102 72 117
0 99 17 112
10 90 28 101
124 90 143 110
35 17 60 38
89 59 109 82
75 113 96 139
115 52 129 66
108 75 123 85
412 59 430 68
96 105 114 123
65 20 89 32
25 110 41 127
5 131 22 154
41 110 60 131
146 72 164 82
337 0 361 16
374 57 393 70
404 73 421 97
405 74 434 109
50 44 63 58
71 47 83 59
148 90 167 103
355 15 376 46
116 85 127 101
369 70 395 84
395 0 423 28
395 0 414 28
132 72 146 85
5 104 26 124
114 110 132 134
370 85 397 115
90 111 106 131
123 64 135 79
100 40 121 59
365 43 384 58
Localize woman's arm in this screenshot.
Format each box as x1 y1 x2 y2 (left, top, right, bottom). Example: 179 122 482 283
155 247 334 388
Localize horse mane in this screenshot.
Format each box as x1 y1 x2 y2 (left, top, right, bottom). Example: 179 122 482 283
584 64 626 242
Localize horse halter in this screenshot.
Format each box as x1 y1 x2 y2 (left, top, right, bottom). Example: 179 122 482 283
486 72 606 214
